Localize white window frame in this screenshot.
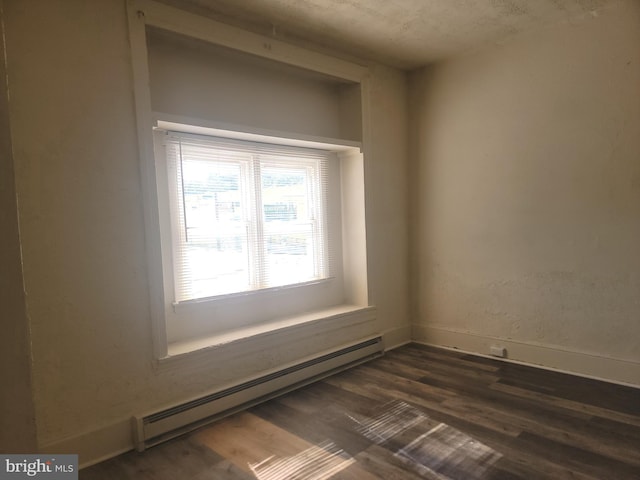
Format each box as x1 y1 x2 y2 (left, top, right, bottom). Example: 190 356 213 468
160 130 331 303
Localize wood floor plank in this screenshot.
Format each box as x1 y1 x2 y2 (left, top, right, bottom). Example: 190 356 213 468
276 380 382 418
81 435 237 480
441 396 640 467
587 415 640 442
495 361 639 406
194 411 314 474
353 444 431 480
395 345 501 373
490 381 640 427
387 349 502 382
189 459 255 480
371 353 498 393
415 367 594 423
250 398 374 457
514 431 640 480
354 362 460 403
437 389 590 434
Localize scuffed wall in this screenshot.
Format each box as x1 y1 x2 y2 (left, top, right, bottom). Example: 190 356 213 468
3 0 409 459
410 0 640 383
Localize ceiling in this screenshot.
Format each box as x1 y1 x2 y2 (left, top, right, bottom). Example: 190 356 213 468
160 0 616 69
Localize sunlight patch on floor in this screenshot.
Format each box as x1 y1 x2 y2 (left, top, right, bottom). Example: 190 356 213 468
395 422 502 479
249 440 355 480
249 399 502 479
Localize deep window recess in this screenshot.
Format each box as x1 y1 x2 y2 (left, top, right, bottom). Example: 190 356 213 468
162 131 330 303
127 3 370 357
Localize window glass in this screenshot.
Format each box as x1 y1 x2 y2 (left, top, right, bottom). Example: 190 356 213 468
165 134 329 303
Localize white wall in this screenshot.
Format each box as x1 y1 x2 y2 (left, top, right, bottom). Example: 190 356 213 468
147 29 357 141
410 0 640 385
3 0 409 463
365 64 411 349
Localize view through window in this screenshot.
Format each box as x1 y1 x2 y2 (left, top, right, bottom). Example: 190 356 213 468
164 133 329 303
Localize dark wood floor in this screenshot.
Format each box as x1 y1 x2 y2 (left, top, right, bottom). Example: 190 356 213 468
81 343 640 479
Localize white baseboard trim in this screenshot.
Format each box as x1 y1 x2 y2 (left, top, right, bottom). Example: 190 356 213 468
412 324 640 388
382 325 412 351
39 418 133 469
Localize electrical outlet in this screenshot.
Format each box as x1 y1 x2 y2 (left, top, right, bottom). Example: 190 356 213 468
490 345 506 358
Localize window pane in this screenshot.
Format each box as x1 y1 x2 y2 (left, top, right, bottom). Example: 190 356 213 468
181 159 249 297
261 164 318 286
265 230 315 285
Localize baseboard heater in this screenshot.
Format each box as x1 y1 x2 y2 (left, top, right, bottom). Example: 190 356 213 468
132 336 383 451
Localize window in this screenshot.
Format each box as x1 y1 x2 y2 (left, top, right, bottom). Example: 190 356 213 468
150 119 369 352
162 131 331 303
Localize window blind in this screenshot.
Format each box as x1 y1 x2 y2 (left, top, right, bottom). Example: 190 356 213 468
163 131 330 303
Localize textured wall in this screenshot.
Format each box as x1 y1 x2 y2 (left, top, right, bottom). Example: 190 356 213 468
3 0 409 456
410 0 640 382
0 0 37 452
4 0 154 448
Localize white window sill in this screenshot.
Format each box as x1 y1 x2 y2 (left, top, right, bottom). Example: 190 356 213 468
163 304 375 360
171 278 335 313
